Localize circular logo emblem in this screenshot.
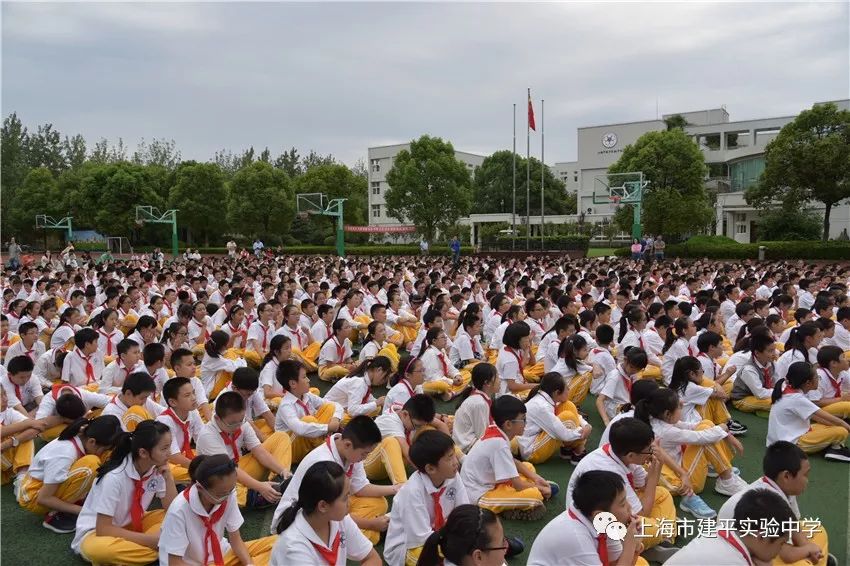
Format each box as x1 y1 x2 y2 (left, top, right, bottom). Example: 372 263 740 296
602 132 618 148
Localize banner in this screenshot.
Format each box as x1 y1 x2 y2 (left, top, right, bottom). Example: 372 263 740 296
344 225 417 233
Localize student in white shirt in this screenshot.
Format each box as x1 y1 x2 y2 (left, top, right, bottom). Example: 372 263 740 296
775 322 821 382
536 315 576 372
155 377 203 484
18 414 120 534
812 345 850 418
186 301 215 351
730 333 778 414
0 387 42 494
551 334 594 406
665 488 795 566
617 309 662 379
217 367 277 440
495 321 536 399
670 354 736 429
384 430 468 566
364 394 436 486
660 317 697 385
100 339 141 396
318 318 356 382
50 308 80 351
529 470 641 566
452 363 497 453
596 347 649 424
32 347 64 390
200 330 246 398
4 322 45 369
71 419 177 565
159 454 277 566
276 304 319 370
357 321 399 369
767 361 850 462
420 328 468 401
310 303 336 344
245 303 275 359
60 329 103 389
220 305 248 350
325 356 390 420
92 309 122 362
126 315 158 350
258 335 291 406
383 355 427 415
826 307 850 351
415 504 508 566
3 355 43 415
101 373 165 432
270 460 380 565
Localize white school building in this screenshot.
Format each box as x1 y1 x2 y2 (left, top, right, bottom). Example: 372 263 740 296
367 99 850 245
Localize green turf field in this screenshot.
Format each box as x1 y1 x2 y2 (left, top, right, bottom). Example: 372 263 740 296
2 372 848 565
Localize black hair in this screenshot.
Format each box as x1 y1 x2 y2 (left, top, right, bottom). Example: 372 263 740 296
526 371 566 403
188 454 238 488
619 379 659 414
541 315 578 340
491 394 526 428
275 461 347 534
417 505 500 566
733 489 796 540
622 346 649 371
74 328 98 349
572 470 626 518
121 372 157 395
784 322 819 364
204 330 229 358
772 361 816 403
143 342 165 367
215 390 246 417
96 420 171 481
634 387 679 425
340 415 382 449
662 317 691 354
231 367 260 391
669 355 702 396
608 417 654 458
162 376 193 403
345 355 392 380
390 355 420 387
763 440 808 481
58 414 121 445
817 345 844 370
55 393 86 420
596 323 614 346
117 338 139 357
134 315 158 331
6 355 34 374
276 359 305 392
618 307 646 343
557 334 588 373
416 326 444 359
455 362 497 407
402 393 437 423
409 430 456 472
170 347 194 368
502 321 530 349
696 330 722 353
262 334 290 367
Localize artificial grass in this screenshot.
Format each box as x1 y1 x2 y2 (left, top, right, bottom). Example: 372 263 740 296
2 373 847 565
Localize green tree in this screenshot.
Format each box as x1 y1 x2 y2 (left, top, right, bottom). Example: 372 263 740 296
132 138 181 170
1 113 30 236
8 168 61 239
472 150 575 216
745 102 850 240
274 147 300 178
168 161 227 246
63 134 87 170
384 135 473 243
301 150 335 172
25 123 66 175
227 161 294 242
756 207 822 241
608 129 712 238
89 138 127 164
664 114 689 131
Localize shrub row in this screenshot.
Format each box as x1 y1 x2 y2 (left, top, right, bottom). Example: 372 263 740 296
616 236 850 260
484 234 590 252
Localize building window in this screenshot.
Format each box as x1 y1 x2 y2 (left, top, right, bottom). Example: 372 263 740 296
737 224 747 234
371 204 381 218
370 159 380 172
574 174 578 182
736 213 747 223
371 182 380 195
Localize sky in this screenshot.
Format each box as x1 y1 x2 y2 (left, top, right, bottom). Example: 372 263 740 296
3 2 848 168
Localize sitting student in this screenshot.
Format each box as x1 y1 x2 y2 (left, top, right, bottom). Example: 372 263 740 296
634 387 748 519
596 347 649 425
589 323 617 395
100 339 141 395
365 394 435 485
274 359 343 462
695 330 745 421
529 470 645 566
767 361 850 462
61 328 103 389
358 320 399 369
449 313 484 370
276 304 320 371
660 316 697 385
200 330 247 398
598 379 660 448
317 319 356 382
415 504 508 566
159 454 277 566
258 334 291 407
218 367 276 440
167 347 211 422
324 356 391 422
94 308 122 363
35 384 110 441
18 415 121 533
270 461 381 565
196 391 291 508
384 430 470 566
101 372 164 432
670 355 740 431
718 441 831 566
537 315 577 373
460 395 553 521
568 418 678 561
551 334 593 405
384 356 426 415
452 362 498 453
775 322 822 382
811 345 850 418
731 332 778 414
4 322 45 369
71 420 177 566
126 315 158 349
495 321 536 399
420 327 468 401
0 387 43 488
2 355 42 415
156 377 203 484
518 372 591 465
665 489 796 565
271 415 399 545
33 347 66 390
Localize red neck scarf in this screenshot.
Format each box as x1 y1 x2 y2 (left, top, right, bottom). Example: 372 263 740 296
717 530 753 566
435 348 449 376
333 338 346 363
290 326 304 350
820 368 842 398
505 347 524 373
602 443 634 489
77 349 95 384
618 366 633 395
295 395 313 416
325 436 354 477
130 472 152 532
51 383 81 400
481 424 506 441
311 530 342 566
219 428 242 462
98 329 117 356
70 436 86 459
753 356 773 388
163 409 195 459
430 486 446 531
183 487 228 566
568 509 608 566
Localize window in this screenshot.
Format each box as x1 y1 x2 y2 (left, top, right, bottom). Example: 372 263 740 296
736 213 747 223
371 204 381 218
574 174 578 183
370 159 380 172
371 181 380 195
737 224 747 234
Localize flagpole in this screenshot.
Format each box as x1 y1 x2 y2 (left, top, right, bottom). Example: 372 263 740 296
540 98 545 251
512 103 517 251
526 87 531 251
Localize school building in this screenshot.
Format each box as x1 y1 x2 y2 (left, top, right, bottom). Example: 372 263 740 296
367 99 850 245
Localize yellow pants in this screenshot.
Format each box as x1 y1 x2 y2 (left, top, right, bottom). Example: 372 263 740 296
350 494 388 545
797 423 849 454
40 424 67 442
318 364 349 382
210 371 233 399
0 439 34 483
486 348 499 365
697 379 732 425
169 462 191 483
660 420 734 495
722 379 734 397
635 486 677 549
377 343 400 372
18 454 100 515
236 431 293 507
363 437 408 484
254 418 274 440
395 324 419 346
523 361 545 382
122 405 154 432
774 525 829 566
639 365 663 382
478 464 544 514
732 396 772 413
292 343 320 372
422 373 471 398
242 349 263 369
79 509 164 565
523 401 584 464
290 403 337 463
567 371 592 407
221 536 278 566
822 401 850 419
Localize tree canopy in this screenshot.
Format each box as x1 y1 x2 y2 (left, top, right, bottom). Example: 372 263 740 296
227 161 295 242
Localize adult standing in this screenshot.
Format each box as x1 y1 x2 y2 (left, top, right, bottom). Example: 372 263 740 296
7 237 21 271
450 236 461 266
252 238 264 258
227 239 237 258
654 235 666 261
419 239 429 256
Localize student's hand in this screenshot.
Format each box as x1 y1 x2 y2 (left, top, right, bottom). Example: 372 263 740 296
140 532 161 549
646 453 662 477
726 434 744 456
157 462 173 477
452 376 462 386
374 396 386 407
679 475 695 497
718 423 729 433
371 515 390 532
723 364 737 376
29 419 48 432
536 481 552 499
0 439 12 451
257 481 282 503
327 418 341 433
802 543 823 564
580 424 592 440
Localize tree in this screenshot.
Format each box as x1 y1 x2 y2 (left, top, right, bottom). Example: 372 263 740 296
745 102 850 240
301 150 335 172
168 161 226 245
1 113 29 236
63 134 87 170
8 168 61 239
25 123 66 175
291 164 369 245
664 114 690 131
132 138 181 170
384 135 473 244
608 129 712 237
273 147 300 178
227 161 294 242
350 158 368 180
89 138 127 164
472 150 575 217
756 207 822 241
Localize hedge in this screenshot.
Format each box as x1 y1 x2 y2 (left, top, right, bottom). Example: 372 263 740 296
616 236 850 260
483 234 590 252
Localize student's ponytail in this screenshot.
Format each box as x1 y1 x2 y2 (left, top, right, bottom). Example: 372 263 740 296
455 362 497 408
58 414 121 445
320 318 347 349
346 355 392 379
526 371 565 403
189 453 237 487
662 317 689 354
204 330 229 358
557 334 587 373
391 355 418 387
417 327 442 360
618 379 659 414
502 305 522 324
772 361 815 403
633 388 679 425
274 461 346 534
58 307 79 328
363 320 380 345
669 355 701 396
262 335 289 368
417 505 500 566
785 323 818 363
96 420 169 482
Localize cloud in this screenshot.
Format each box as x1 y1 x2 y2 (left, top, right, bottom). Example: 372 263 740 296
2 2 847 167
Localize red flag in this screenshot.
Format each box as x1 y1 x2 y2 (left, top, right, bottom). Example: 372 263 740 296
528 90 536 131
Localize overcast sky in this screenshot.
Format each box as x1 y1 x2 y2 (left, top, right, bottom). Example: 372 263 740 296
3 2 848 167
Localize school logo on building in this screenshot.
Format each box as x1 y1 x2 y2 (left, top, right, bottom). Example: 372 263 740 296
602 132 618 148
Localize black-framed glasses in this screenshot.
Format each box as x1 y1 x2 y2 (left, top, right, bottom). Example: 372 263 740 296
480 537 510 552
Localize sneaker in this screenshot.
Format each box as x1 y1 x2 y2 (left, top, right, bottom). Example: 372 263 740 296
570 451 588 465
715 474 748 496
504 536 525 559
727 419 748 436
559 446 574 460
642 541 680 563
42 511 77 534
679 494 717 519
502 504 547 521
707 466 740 478
824 445 850 462
246 490 275 509
546 481 560 500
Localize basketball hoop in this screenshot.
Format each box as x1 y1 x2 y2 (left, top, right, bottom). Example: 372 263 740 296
610 196 621 206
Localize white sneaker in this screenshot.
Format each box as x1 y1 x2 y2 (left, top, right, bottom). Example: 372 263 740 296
715 474 748 496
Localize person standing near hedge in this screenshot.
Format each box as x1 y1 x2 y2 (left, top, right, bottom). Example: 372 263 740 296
654 236 665 260
450 236 461 266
